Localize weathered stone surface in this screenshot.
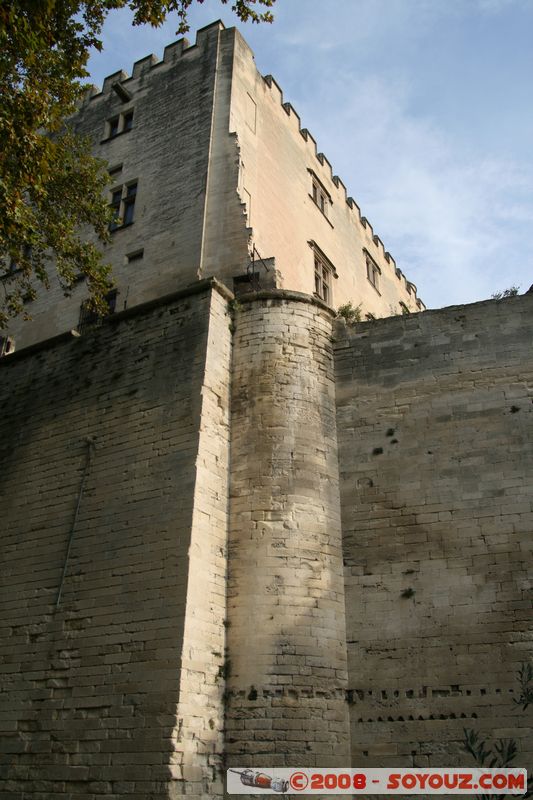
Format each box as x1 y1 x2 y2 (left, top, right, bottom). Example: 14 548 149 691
3 22 421 355
0 18 531 800
335 294 533 773
1 288 532 799
226 294 351 772
0 281 232 798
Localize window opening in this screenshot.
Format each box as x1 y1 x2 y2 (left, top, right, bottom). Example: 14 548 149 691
365 251 381 294
108 116 120 138
314 253 332 304
78 289 118 334
123 183 137 225
123 111 134 132
109 182 137 231
109 188 122 231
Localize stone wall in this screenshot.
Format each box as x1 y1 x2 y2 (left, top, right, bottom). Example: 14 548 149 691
1 285 531 798
0 281 232 799
335 294 533 772
3 21 425 357
225 292 351 772
229 30 423 316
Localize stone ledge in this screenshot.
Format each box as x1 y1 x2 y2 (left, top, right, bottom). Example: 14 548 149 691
236 288 335 316
0 277 233 366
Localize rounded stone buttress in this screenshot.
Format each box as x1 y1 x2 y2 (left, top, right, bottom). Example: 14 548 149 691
225 292 351 771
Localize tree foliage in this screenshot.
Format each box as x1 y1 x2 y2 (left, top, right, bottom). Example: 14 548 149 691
0 0 275 328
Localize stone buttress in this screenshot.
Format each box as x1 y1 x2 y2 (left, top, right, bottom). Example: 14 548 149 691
225 291 351 773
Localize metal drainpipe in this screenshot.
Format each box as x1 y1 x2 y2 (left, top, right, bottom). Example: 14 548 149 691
55 437 96 609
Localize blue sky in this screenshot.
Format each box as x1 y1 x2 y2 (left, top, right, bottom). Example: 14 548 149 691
87 0 533 309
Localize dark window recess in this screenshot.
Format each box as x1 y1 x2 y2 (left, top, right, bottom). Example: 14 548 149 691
127 248 144 263
78 290 118 334
312 180 328 215
122 183 137 225
123 111 134 132
108 116 120 138
109 189 122 231
314 254 331 304
0 336 15 357
108 163 123 177
365 252 381 294
106 289 118 313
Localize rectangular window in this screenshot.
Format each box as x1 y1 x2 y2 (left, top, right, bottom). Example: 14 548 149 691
127 248 144 263
106 288 118 314
78 289 118 334
314 253 332 304
366 252 381 293
105 110 134 140
122 183 137 225
399 301 410 315
109 188 122 231
312 178 329 216
122 111 134 132
108 163 123 177
109 182 137 231
108 116 120 138
0 336 15 357
309 169 331 219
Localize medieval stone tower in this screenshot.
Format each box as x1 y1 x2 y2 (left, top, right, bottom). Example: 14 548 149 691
1 21 531 800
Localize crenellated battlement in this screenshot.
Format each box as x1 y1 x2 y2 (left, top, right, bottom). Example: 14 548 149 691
82 20 226 105
260 70 424 308
75 20 424 327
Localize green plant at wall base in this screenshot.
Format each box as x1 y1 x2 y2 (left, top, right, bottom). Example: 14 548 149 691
337 302 362 324
463 661 533 799
463 729 532 800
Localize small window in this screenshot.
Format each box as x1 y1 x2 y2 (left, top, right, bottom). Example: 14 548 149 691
78 290 118 334
127 248 144 263
123 111 134 132
108 116 120 138
314 252 332 305
105 110 134 140
109 188 122 231
0 336 15 357
109 182 137 231
366 253 381 293
122 183 137 226
399 301 410 315
108 163 123 177
310 173 330 218
106 289 118 314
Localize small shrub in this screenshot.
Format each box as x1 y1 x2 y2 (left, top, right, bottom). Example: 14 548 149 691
514 661 533 710
491 286 520 300
337 301 362 324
